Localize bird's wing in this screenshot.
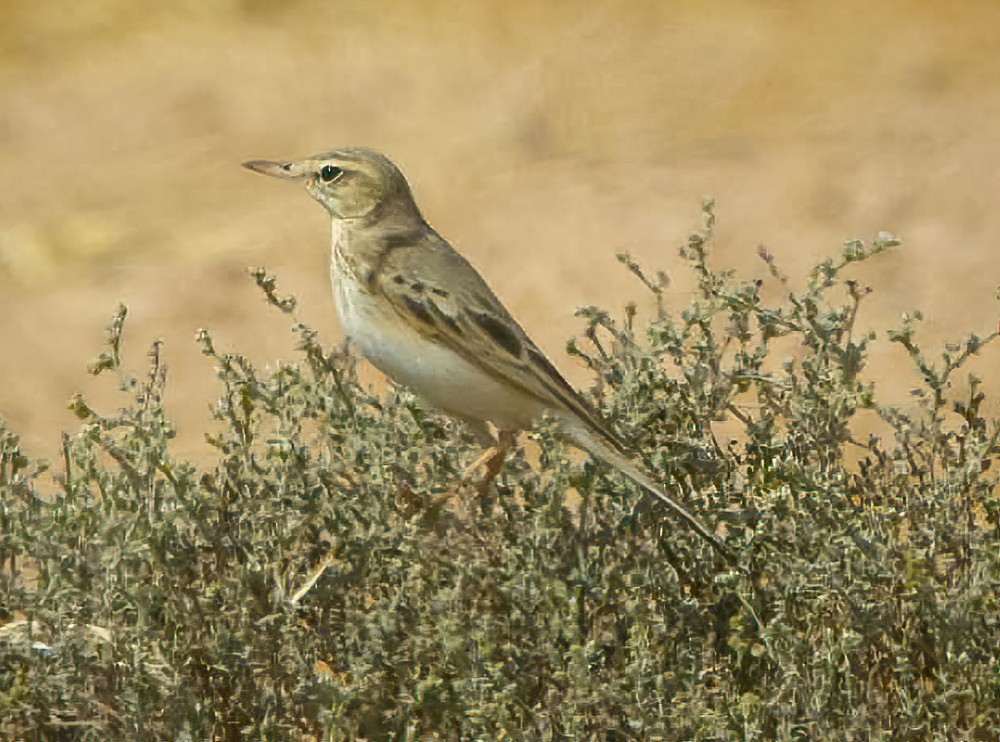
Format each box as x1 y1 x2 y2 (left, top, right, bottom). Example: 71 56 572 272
373 232 624 453
374 231 739 567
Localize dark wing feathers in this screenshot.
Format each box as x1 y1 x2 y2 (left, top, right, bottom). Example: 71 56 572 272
376 233 624 454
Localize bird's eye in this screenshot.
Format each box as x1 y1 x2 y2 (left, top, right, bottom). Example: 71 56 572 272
319 165 343 183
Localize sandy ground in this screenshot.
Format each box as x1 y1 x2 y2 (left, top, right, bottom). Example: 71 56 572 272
1 0 998 466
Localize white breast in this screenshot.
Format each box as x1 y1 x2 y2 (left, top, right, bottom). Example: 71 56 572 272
329 237 544 431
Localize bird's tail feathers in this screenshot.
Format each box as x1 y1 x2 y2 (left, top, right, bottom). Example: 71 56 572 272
560 415 739 567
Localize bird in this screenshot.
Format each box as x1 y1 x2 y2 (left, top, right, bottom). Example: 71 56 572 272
243 147 736 565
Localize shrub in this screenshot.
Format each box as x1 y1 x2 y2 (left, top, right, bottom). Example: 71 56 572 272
2 204 998 740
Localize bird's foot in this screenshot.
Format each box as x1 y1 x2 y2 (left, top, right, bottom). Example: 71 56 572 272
461 430 515 486
459 429 516 510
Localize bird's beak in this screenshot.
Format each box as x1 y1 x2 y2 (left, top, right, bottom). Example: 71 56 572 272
241 159 308 181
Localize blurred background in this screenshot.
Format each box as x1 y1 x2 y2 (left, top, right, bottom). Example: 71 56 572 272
1 0 998 464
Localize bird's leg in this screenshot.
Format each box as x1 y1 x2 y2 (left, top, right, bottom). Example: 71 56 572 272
460 423 516 487
432 424 516 523
478 429 516 486
464 428 516 511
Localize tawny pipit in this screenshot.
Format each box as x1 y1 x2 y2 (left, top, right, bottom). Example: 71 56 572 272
243 148 735 563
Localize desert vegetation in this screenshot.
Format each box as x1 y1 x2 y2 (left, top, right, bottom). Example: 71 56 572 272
2 207 998 739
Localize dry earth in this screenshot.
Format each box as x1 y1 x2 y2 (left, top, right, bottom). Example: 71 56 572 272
1 0 998 466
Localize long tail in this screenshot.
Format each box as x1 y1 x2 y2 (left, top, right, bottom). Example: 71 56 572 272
561 417 740 567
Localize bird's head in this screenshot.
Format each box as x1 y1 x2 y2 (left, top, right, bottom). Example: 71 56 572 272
243 147 420 224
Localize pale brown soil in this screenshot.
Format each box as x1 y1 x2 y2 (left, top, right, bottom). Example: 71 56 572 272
1 0 998 465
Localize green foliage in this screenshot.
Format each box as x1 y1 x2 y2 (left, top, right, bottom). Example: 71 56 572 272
2 204 999 740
